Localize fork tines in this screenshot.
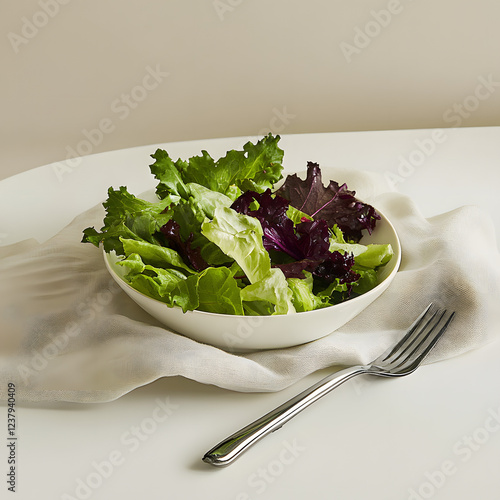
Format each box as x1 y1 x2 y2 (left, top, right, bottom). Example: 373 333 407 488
378 303 455 373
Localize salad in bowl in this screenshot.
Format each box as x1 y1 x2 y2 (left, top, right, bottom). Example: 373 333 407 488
82 135 399 349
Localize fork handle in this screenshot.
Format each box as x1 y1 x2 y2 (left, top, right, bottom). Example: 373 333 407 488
202 365 366 466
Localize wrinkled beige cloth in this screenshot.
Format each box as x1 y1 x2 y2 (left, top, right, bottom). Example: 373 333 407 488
1 168 499 403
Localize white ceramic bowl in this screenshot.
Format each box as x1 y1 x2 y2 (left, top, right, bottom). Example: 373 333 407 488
104 208 401 351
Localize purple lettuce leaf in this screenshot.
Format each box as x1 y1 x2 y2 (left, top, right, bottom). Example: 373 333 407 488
231 189 301 258
275 162 380 242
231 190 359 284
311 251 359 284
159 220 209 271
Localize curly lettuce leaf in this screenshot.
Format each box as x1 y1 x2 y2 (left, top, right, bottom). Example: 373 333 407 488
287 272 327 312
150 134 284 200
276 162 380 242
350 268 379 295
316 279 352 304
117 253 187 302
82 186 176 255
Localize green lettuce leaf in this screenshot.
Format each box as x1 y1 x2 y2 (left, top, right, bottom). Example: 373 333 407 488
173 266 244 315
82 186 176 255
287 272 327 312
242 300 275 316
118 253 244 314
117 253 187 302
329 225 393 268
240 268 295 315
120 237 196 274
353 244 393 268
286 205 313 225
185 183 233 218
316 279 351 305
149 150 190 200
150 134 284 200
201 206 271 284
351 268 379 295
170 189 234 266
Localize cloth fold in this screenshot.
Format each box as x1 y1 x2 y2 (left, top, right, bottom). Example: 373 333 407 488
1 168 499 403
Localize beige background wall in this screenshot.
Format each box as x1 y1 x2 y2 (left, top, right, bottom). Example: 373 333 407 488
1 0 499 181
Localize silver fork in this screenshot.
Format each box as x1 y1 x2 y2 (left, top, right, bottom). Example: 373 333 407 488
203 303 455 467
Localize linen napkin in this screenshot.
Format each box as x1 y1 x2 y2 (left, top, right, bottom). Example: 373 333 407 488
1 168 499 403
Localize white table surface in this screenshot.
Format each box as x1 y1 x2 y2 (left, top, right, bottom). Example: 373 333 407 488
1 127 499 500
